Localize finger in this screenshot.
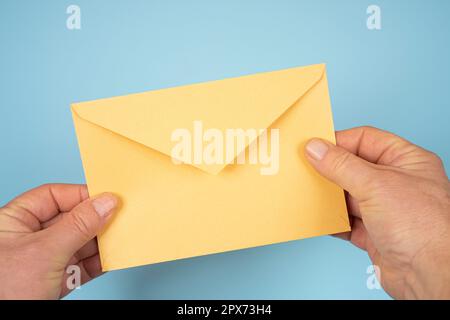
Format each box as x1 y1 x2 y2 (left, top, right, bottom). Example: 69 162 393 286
333 232 351 241
40 212 64 229
305 138 378 201
349 218 368 251
66 253 103 281
66 239 99 269
78 238 99 260
336 126 416 165
74 238 99 262
345 192 361 218
60 254 104 298
332 217 368 251
5 184 89 224
81 254 104 279
39 193 118 261
40 210 69 229
336 126 446 178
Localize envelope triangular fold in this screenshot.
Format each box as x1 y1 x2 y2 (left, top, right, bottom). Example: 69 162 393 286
72 64 325 174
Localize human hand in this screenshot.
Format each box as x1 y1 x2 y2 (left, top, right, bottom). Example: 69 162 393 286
0 184 117 299
305 126 450 299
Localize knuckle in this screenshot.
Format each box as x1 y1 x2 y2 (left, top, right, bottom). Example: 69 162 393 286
69 210 94 240
427 151 444 167
330 151 352 174
359 125 376 132
38 183 52 190
357 125 380 137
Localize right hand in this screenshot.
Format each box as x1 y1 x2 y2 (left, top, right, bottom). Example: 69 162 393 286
305 126 450 299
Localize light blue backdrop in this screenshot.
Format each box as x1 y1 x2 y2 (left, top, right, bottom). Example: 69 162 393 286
1 0 449 299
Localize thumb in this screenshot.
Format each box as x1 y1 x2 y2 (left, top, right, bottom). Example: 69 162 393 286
42 193 118 260
305 138 377 200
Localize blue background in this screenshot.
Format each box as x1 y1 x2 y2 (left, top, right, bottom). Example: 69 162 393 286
1 0 449 299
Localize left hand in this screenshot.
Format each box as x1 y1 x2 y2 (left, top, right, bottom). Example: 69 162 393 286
0 184 117 299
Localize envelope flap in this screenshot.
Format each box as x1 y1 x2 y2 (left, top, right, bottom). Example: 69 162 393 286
72 64 325 174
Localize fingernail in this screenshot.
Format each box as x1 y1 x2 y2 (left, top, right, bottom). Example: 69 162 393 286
306 139 329 161
92 193 118 217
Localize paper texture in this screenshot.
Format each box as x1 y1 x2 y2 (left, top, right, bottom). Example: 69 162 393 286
72 64 350 271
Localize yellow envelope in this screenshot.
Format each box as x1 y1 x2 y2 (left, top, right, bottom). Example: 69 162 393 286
71 63 350 271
